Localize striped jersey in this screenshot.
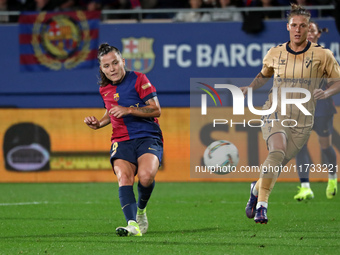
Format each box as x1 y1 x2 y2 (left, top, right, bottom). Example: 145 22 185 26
261 41 340 128
99 71 163 143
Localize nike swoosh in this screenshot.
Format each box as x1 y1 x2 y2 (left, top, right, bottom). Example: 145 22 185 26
104 92 109 96
121 203 130 210
148 147 157 151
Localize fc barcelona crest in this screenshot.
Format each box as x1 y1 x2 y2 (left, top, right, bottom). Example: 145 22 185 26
113 93 119 101
122 37 155 73
31 11 92 70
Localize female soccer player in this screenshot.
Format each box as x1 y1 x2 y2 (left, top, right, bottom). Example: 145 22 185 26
294 21 337 201
84 43 163 236
244 4 340 224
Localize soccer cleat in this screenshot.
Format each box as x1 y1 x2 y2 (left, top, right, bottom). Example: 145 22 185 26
116 220 142 237
326 179 337 199
294 187 314 201
136 207 148 234
254 205 268 224
245 181 258 219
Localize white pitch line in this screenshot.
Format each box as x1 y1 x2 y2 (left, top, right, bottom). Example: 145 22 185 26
0 201 97 206
0 201 49 206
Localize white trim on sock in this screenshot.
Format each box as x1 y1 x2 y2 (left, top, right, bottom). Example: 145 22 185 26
329 173 337 180
256 201 268 209
252 186 258 196
301 182 310 189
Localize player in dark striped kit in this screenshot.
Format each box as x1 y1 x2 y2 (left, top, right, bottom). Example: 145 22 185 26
84 43 163 236
243 4 340 224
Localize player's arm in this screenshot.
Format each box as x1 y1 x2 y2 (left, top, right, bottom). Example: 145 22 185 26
315 50 340 100
84 110 111 130
240 72 272 96
109 96 161 119
314 79 340 100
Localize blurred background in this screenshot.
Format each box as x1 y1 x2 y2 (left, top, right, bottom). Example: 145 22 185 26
0 0 339 183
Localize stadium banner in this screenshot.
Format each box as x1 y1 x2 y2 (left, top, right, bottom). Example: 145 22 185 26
0 107 339 183
0 19 339 108
0 108 190 183
18 10 100 72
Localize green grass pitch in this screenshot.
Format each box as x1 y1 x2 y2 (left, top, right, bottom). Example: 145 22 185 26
0 182 339 254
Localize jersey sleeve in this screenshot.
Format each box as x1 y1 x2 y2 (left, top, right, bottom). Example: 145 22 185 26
261 48 275 77
135 73 157 102
324 49 340 79
99 87 107 109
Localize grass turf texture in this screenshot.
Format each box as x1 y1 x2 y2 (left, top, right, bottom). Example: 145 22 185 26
0 182 339 254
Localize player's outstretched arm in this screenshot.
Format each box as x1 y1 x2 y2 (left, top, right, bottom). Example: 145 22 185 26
84 110 111 130
314 80 340 100
240 72 271 96
109 96 161 119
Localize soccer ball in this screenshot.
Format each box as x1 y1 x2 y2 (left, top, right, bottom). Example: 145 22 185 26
203 140 239 174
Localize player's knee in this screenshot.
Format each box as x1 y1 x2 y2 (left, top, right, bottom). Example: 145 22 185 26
116 170 134 186
138 170 155 187
318 136 331 149
265 149 286 167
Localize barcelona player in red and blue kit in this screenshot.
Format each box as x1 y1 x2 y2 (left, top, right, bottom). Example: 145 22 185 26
84 44 163 236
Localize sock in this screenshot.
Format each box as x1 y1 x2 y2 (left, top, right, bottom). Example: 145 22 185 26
295 144 310 183
254 181 260 196
137 181 155 210
329 174 338 180
256 201 268 209
118 185 137 223
252 184 258 196
322 146 337 178
258 150 285 203
301 182 310 189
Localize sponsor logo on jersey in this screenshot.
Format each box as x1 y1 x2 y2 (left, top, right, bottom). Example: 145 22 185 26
122 37 155 73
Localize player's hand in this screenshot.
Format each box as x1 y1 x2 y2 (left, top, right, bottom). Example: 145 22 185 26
313 89 328 100
240 86 248 97
109 105 131 118
84 116 100 129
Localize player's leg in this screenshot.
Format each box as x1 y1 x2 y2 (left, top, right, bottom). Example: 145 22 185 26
294 144 314 201
246 131 287 222
110 141 142 237
137 153 159 207
136 153 159 234
319 135 337 199
254 132 286 224
246 116 286 222
315 115 337 199
136 138 163 234
245 181 258 219
114 159 142 236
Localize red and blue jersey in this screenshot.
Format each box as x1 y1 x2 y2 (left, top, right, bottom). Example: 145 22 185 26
99 71 163 143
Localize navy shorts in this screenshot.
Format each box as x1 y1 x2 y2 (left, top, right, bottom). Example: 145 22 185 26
110 137 163 167
313 115 334 137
